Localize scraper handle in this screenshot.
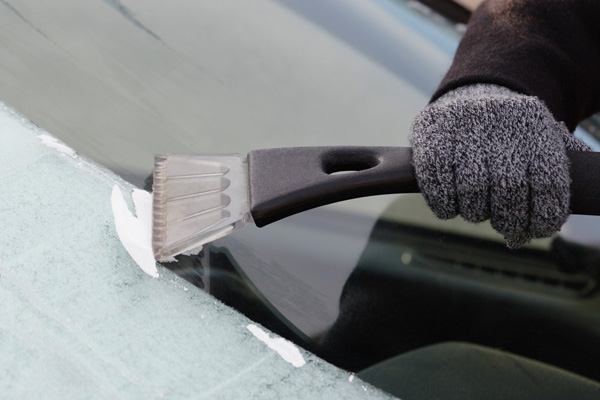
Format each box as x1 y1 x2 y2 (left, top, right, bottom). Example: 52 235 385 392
248 146 418 227
568 150 600 216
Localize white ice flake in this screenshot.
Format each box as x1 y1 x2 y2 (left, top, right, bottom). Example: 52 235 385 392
38 133 77 157
111 185 158 278
170 279 189 291
247 324 306 368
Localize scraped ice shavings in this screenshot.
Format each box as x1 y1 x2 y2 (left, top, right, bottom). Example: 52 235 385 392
111 185 158 278
247 324 306 368
38 133 77 157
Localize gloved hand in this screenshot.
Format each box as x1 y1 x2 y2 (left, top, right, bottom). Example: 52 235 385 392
410 84 591 248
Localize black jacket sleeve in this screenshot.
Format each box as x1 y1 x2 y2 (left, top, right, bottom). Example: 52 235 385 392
431 0 600 131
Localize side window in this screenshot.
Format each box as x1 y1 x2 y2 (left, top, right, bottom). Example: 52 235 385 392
580 114 600 143
576 114 600 151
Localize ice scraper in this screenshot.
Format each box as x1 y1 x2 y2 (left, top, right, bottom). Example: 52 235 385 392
151 147 600 261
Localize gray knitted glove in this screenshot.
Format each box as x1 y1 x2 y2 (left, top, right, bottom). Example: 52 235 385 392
410 84 591 248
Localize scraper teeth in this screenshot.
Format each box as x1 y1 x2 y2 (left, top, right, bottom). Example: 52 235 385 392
152 156 169 260
151 153 249 262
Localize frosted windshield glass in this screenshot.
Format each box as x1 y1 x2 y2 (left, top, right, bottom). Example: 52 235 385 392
0 103 394 399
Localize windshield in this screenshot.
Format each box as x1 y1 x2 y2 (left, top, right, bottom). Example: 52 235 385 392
3 0 600 390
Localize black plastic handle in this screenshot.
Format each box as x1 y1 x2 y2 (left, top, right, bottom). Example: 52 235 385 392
248 147 600 227
248 146 418 227
568 150 600 216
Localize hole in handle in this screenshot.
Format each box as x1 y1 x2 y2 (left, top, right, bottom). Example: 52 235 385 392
322 150 381 175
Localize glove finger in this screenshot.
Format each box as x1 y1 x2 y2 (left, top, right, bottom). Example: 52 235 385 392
410 109 458 219
488 128 530 242
528 125 572 239
454 115 490 222
560 127 592 152
505 232 533 249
